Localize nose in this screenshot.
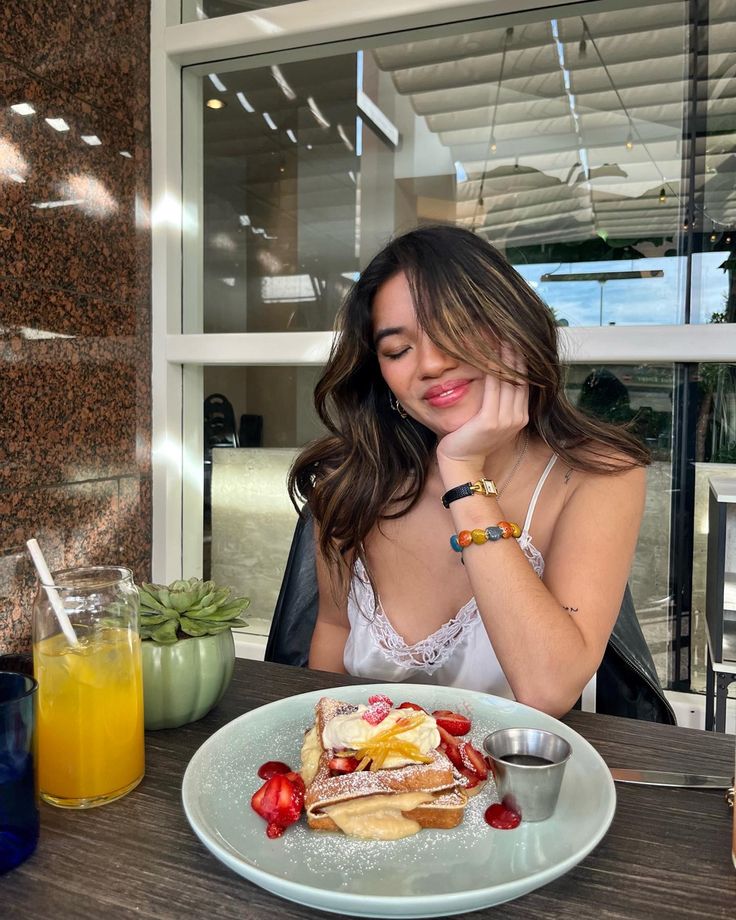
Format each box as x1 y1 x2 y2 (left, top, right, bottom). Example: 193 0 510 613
415 333 457 378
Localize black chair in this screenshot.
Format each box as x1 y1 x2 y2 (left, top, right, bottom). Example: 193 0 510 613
204 393 239 451
239 413 264 448
266 510 676 725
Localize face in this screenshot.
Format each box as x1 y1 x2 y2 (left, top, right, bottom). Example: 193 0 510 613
372 271 485 437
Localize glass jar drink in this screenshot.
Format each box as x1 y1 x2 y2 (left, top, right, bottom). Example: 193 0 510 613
32 566 144 808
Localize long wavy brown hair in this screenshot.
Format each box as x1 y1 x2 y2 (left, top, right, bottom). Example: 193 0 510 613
289 224 650 578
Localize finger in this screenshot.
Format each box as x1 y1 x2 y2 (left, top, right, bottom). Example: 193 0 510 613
506 346 529 424
481 373 501 420
497 345 517 420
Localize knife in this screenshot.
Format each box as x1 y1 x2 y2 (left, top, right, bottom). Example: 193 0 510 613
609 767 732 789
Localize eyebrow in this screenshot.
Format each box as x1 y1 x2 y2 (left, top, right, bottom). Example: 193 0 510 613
373 325 406 347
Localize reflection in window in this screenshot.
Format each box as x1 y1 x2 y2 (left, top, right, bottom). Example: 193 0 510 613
566 364 674 685
187 1 736 333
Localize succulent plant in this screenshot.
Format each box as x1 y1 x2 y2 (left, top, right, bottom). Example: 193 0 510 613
137 577 249 645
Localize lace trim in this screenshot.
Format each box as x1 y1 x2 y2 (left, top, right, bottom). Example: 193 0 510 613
351 560 478 673
351 534 545 673
518 534 545 577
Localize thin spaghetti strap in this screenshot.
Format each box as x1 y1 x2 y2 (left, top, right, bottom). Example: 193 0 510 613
521 455 558 534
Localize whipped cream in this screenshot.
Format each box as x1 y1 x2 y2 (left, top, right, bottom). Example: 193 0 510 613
321 706 440 767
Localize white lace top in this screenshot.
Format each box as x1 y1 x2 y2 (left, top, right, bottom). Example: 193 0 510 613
343 455 558 696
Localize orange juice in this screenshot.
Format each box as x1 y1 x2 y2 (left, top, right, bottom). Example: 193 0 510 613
34 627 145 807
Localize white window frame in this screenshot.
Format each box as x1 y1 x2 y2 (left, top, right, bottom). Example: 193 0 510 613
150 0 736 585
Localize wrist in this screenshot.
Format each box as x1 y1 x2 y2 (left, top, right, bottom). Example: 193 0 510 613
436 456 486 489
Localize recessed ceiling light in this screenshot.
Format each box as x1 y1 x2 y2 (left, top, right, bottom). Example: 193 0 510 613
206 98 226 109
236 92 254 113
286 129 297 144
45 117 70 132
262 112 277 130
81 135 102 146
120 150 133 158
208 73 227 92
11 102 36 116
307 96 330 129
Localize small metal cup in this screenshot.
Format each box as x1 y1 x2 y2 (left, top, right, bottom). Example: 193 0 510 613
483 727 572 822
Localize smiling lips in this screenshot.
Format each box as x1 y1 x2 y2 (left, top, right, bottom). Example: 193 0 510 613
423 379 472 408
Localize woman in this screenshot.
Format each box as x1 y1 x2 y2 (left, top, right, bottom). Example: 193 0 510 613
289 225 649 717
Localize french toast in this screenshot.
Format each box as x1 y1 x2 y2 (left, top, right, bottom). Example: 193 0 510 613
302 696 469 837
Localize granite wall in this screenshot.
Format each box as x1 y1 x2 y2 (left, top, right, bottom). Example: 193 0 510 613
0 2 151 653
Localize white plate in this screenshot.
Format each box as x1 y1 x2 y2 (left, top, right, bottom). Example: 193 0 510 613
182 683 615 918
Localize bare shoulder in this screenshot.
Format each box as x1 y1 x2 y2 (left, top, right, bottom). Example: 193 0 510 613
561 448 646 510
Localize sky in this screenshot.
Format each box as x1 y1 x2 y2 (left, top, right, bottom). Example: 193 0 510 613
515 252 730 326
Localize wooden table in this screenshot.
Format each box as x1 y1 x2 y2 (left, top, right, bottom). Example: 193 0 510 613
4 660 735 918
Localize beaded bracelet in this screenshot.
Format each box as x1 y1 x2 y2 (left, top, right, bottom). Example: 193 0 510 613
450 521 521 553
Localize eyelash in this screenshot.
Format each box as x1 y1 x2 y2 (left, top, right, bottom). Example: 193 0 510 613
383 348 409 361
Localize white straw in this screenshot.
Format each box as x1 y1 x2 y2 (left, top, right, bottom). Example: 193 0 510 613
26 539 79 647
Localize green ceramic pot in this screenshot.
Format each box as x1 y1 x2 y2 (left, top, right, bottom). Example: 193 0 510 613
141 630 235 730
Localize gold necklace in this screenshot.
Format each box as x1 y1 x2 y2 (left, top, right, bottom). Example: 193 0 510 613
496 429 530 498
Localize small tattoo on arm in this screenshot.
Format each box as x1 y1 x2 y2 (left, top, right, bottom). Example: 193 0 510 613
561 605 579 612
563 467 573 484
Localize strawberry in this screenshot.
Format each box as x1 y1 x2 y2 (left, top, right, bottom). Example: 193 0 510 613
251 770 305 838
458 741 488 780
440 738 465 772
328 755 360 774
432 710 471 736
368 693 393 708
397 701 425 712
459 766 482 789
362 699 391 725
437 724 460 749
257 760 292 781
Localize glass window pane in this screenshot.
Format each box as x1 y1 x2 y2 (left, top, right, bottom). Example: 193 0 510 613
565 363 674 687
689 4 736 324
187 0 702 333
691 361 736 692
203 365 324 637
181 0 305 23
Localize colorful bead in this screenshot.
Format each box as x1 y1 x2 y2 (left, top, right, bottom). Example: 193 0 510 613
498 521 515 539
449 521 521 557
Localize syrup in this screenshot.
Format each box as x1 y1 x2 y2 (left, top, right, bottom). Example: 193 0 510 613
500 754 554 767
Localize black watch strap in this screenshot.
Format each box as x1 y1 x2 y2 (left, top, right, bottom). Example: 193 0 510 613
441 478 498 509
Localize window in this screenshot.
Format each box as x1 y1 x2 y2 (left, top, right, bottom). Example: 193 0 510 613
154 0 736 692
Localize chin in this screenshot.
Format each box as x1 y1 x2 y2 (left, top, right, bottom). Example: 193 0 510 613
421 406 478 437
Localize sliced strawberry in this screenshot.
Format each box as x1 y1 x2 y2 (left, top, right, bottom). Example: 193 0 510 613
437 724 460 748
257 760 292 781
397 701 425 712
441 740 465 771
368 693 393 708
432 710 472 736
362 699 391 725
251 771 305 838
458 741 488 780
328 756 360 774
284 771 305 794
459 766 482 789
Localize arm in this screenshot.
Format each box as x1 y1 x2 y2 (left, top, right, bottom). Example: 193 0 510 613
437 357 645 715
307 526 350 674
444 461 645 716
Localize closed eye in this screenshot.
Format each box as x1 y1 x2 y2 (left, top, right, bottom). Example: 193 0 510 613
382 348 410 361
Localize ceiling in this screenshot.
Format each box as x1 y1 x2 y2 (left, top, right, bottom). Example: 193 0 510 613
200 0 736 260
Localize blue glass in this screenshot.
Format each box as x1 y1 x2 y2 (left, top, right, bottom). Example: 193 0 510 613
0 671 39 874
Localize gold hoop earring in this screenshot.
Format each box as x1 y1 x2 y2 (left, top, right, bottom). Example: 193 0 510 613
389 392 408 419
